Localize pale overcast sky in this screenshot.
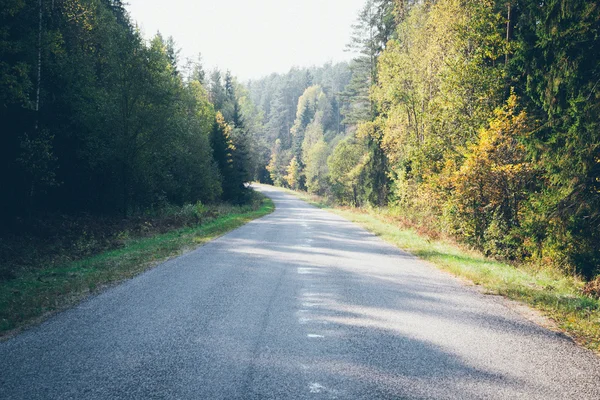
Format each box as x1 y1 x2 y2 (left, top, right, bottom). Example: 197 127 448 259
126 0 366 81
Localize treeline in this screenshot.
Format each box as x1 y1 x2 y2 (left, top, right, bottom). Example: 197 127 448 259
248 0 600 279
244 63 353 185
1 0 252 226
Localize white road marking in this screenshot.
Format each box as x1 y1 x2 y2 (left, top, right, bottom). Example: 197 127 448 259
297 267 322 274
309 383 326 393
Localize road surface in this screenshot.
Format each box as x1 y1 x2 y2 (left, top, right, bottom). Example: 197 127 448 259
1 185 600 399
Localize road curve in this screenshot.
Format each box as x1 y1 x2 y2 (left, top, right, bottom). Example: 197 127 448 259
1 185 599 399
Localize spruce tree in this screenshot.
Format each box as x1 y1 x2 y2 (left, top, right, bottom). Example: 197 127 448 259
513 0 600 277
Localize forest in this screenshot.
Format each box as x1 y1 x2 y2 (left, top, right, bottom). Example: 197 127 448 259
0 0 258 283
1 0 254 216
242 0 600 283
1 0 599 284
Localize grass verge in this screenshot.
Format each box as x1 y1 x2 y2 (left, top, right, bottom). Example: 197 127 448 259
288 189 600 353
0 194 274 338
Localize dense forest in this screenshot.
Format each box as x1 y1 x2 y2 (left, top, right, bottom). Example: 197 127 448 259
247 0 600 281
1 0 599 281
1 0 252 224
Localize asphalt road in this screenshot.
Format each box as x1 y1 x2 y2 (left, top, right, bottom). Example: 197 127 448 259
1 185 600 399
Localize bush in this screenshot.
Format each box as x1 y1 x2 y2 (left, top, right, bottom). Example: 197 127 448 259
583 277 600 299
483 211 524 260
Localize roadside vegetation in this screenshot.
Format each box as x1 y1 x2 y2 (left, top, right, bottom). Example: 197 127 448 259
1 2 267 336
249 0 599 285
245 0 599 350
2 0 598 350
0 193 274 337
290 188 600 353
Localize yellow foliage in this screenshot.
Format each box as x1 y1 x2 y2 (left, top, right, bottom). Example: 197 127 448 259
450 93 534 242
285 157 301 190
373 0 507 176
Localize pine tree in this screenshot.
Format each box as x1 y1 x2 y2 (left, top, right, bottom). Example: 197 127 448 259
189 53 206 84
211 112 237 201
342 0 397 125
513 0 600 277
209 69 226 111
225 70 235 102
231 101 253 190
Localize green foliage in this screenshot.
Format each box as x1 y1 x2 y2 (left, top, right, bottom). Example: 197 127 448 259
244 0 597 279
0 194 275 335
371 0 535 262
303 139 330 195
341 0 397 125
0 0 255 228
247 63 352 185
26 0 589 283
17 130 58 203
209 70 254 203
328 138 368 206
291 85 322 160
267 139 291 187
211 112 238 201
512 0 600 278
367 0 600 278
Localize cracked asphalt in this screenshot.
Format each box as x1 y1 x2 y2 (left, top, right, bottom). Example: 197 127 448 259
1 184 600 399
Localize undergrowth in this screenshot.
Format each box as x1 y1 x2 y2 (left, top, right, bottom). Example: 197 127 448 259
0 192 274 337
288 188 600 353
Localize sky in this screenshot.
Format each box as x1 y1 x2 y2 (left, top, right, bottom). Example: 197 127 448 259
125 0 366 82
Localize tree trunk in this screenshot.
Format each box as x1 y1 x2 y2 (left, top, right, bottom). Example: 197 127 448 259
122 161 129 218
505 2 512 65
35 0 43 130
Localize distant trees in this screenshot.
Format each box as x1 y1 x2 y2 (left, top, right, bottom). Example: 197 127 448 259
328 138 368 206
303 138 329 195
247 64 353 191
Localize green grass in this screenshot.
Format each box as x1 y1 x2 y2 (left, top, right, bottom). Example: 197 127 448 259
289 189 600 353
0 195 274 337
